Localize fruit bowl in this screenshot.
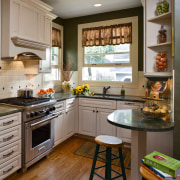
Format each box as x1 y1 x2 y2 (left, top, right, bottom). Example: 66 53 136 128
141 104 170 119
38 94 47 98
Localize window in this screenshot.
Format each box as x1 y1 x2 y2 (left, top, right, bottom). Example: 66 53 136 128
43 23 63 83
83 44 132 81
78 16 138 88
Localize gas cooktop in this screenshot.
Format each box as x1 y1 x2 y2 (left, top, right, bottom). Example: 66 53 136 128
0 97 50 106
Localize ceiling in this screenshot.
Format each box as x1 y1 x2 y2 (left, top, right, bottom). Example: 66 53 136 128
41 0 143 19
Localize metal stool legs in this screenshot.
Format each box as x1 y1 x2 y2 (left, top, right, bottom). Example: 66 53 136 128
89 144 126 180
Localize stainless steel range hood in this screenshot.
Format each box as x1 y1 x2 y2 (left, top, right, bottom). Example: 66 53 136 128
2 52 43 61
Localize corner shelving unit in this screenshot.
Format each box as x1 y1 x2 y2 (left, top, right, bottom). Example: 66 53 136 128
144 0 173 79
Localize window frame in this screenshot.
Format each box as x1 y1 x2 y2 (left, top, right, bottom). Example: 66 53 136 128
78 16 139 88
43 22 63 85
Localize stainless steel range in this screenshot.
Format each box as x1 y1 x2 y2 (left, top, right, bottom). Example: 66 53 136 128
0 97 57 172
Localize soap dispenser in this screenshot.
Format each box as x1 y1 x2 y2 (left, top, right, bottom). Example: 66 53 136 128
121 85 125 96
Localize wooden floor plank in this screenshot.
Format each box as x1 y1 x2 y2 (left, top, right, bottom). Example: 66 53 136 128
5 136 131 180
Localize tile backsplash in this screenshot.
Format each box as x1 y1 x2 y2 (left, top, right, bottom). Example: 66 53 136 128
0 60 146 99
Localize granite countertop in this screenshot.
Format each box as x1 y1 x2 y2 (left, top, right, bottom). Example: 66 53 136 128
0 104 23 117
54 92 145 103
107 109 174 132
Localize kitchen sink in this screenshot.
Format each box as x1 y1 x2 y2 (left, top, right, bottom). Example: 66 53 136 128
93 94 121 99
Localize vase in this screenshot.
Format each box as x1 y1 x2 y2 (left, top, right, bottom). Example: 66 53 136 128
62 81 72 92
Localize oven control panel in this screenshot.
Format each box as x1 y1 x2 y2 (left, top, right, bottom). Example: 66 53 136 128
26 105 56 120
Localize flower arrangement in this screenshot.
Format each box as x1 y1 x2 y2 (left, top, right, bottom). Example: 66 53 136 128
72 84 94 96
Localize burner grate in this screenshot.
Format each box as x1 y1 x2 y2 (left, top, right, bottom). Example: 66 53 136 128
0 97 50 106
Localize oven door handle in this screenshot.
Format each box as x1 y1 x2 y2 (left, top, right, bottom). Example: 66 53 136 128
30 113 59 128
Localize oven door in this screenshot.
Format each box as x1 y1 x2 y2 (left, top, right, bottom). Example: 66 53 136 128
24 114 57 164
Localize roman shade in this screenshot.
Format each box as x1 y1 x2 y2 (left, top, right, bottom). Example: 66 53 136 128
52 28 61 48
82 23 132 46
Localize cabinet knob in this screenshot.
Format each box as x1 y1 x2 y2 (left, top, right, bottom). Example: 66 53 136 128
93 110 95 112
96 110 99 113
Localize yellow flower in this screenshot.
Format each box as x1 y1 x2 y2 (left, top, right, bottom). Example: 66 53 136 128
76 91 78 94
82 85 85 89
85 84 89 88
91 92 94 95
72 89 74 93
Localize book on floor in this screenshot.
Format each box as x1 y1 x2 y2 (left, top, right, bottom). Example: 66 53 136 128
141 159 176 179
144 151 180 178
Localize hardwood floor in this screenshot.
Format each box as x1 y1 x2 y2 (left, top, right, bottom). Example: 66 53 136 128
5 136 131 180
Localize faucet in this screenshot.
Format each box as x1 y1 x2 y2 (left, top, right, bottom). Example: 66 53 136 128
103 86 111 95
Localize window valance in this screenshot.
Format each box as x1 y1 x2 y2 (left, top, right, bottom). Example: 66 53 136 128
52 28 61 48
82 23 132 47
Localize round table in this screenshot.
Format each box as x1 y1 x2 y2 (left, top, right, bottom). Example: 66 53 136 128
107 109 174 180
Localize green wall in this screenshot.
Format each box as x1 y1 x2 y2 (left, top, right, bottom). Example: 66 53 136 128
54 7 143 71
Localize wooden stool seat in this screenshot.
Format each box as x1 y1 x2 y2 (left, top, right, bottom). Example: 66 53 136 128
89 135 126 180
95 135 123 148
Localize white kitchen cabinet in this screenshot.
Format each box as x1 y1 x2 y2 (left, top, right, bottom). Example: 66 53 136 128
144 0 173 78
63 107 75 139
54 99 76 146
116 101 144 143
79 106 96 136
0 0 1 70
79 98 116 137
97 108 117 136
0 112 22 179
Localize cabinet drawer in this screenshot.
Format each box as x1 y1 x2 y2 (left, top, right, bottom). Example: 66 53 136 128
0 140 21 165
79 98 116 109
55 101 65 111
117 101 143 109
0 125 21 148
0 154 21 179
66 98 75 109
0 112 21 131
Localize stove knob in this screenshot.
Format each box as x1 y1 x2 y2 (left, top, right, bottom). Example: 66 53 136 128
52 106 56 111
30 112 34 117
50 107 53 111
35 111 39 116
46 109 50 114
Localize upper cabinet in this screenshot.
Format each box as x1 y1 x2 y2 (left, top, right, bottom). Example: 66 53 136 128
1 0 57 59
144 0 174 79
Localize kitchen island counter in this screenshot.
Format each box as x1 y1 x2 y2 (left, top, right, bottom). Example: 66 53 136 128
0 104 23 117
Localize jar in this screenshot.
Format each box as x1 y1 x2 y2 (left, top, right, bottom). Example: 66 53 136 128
158 25 166 44
156 0 169 15
155 52 168 71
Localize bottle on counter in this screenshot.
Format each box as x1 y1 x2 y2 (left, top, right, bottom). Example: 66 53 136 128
145 88 149 98
121 85 125 96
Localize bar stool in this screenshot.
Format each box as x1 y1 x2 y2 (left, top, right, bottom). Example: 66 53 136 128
89 135 126 180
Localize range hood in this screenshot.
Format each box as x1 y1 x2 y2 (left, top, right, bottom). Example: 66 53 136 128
2 52 43 61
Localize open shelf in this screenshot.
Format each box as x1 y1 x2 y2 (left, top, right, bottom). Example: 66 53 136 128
148 12 172 22
147 41 172 48
144 72 172 81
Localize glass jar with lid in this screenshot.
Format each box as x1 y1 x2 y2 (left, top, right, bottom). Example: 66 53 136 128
156 0 169 15
158 25 167 44
155 52 168 71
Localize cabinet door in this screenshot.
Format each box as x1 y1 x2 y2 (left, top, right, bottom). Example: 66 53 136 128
63 108 75 139
19 1 38 41
79 106 96 137
97 108 116 136
116 101 143 143
54 111 64 146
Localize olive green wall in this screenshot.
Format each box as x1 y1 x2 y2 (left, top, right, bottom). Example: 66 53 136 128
54 7 143 71
174 0 180 159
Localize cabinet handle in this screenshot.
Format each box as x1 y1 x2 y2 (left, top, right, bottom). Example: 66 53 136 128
68 102 74 105
59 112 62 116
66 111 68 114
3 166 14 174
93 110 95 112
56 105 63 108
3 150 14 158
3 120 14 126
124 102 135 105
3 135 14 142
96 110 99 113
38 146 45 152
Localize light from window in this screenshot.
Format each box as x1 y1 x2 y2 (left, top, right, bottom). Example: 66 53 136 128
83 44 132 82
84 44 130 64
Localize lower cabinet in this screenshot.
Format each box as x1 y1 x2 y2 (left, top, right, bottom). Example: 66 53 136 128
63 107 75 139
79 106 96 136
96 108 116 136
54 99 76 146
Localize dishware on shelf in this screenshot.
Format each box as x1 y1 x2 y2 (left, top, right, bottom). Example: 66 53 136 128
156 0 169 15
